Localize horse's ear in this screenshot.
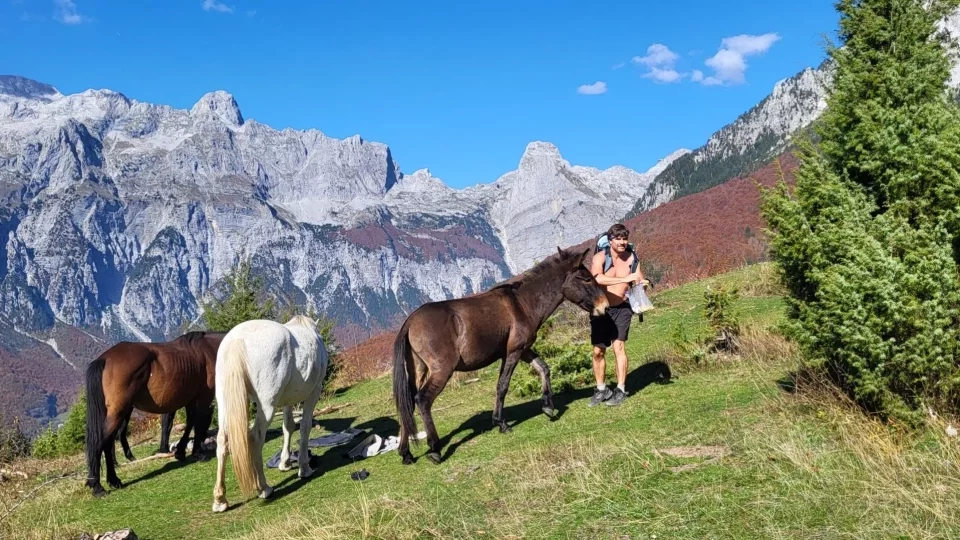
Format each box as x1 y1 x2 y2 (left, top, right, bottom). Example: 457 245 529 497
557 246 563 256
577 247 590 266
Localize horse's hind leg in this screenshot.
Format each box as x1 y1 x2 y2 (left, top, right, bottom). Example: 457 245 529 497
212 406 229 513
252 402 275 499
278 406 295 472
415 365 455 464
103 408 129 490
522 349 556 418
297 386 323 479
119 413 135 461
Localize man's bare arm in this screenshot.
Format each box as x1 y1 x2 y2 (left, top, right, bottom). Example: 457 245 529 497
590 252 641 286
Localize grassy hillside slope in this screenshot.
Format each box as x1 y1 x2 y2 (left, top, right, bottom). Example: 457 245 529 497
3 264 959 539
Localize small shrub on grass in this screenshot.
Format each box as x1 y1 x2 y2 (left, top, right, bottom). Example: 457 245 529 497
0 417 32 463
30 393 86 459
703 285 741 353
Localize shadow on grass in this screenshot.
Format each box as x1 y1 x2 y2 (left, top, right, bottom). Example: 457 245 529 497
261 415 399 503
426 360 674 463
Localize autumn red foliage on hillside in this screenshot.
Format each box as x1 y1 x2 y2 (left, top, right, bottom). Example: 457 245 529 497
590 151 799 289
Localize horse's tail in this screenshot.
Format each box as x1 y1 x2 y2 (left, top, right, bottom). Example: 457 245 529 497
392 320 419 447
84 357 107 480
220 338 257 496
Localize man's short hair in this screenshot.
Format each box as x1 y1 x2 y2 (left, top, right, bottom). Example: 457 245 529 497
607 223 629 240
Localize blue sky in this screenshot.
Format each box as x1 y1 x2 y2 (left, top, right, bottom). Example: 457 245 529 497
1 0 839 189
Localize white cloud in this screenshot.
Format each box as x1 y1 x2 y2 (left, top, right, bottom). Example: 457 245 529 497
54 0 91 24
699 33 780 86
612 61 626 70
577 81 608 95
202 0 234 13
633 44 680 68
642 67 682 84
632 43 685 84
246 9 256 17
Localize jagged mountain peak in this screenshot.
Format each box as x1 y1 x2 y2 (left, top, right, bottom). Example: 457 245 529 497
393 168 451 193
521 140 562 157
645 148 692 177
0 75 62 102
190 90 244 126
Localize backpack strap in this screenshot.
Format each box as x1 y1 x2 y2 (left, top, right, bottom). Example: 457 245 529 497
601 243 639 274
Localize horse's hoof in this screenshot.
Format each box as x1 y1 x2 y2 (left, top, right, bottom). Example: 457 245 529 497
298 466 314 479
174 452 187 462
426 452 442 465
193 452 211 462
542 406 557 419
107 478 124 490
90 486 107 498
212 500 228 513
259 486 274 499
499 424 512 434
124 452 136 462
401 454 414 465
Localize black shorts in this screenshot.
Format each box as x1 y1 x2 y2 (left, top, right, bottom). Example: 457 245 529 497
590 301 636 348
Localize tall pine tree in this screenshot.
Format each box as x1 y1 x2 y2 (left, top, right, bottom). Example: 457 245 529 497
199 258 341 393
200 258 276 332
762 0 960 422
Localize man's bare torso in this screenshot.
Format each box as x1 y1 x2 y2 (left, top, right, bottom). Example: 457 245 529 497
592 251 634 305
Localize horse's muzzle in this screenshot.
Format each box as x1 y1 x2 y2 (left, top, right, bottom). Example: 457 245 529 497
592 296 609 316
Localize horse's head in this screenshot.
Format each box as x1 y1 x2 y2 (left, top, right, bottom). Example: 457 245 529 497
558 247 609 316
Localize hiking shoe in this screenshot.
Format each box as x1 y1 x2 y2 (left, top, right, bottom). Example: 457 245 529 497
588 387 613 407
605 388 629 406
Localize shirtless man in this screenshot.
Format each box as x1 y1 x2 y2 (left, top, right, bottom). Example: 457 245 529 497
588 223 647 407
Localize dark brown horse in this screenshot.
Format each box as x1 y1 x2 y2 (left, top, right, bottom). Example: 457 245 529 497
84 330 225 497
393 246 609 465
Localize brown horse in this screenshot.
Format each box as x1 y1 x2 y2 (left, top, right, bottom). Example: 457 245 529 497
393 246 609 465
84 330 225 497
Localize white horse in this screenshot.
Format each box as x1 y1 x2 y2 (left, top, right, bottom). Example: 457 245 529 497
211 315 328 513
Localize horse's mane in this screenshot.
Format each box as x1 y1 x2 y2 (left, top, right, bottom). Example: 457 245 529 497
491 249 577 291
285 314 316 329
170 330 223 355
174 331 211 346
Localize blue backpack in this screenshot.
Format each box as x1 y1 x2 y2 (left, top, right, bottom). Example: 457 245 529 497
596 234 639 274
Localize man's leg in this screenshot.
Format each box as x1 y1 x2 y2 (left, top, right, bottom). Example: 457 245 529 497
589 345 613 406
589 315 614 406
605 306 632 406
612 340 628 390
592 345 606 386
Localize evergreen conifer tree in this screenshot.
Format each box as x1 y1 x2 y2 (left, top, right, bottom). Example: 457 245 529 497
762 0 960 421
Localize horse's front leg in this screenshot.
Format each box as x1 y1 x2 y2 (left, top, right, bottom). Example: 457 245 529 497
173 406 195 461
522 349 556 418
278 406 295 472
492 350 523 433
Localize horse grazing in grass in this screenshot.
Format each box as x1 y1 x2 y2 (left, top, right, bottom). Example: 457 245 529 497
211 315 328 513
84 330 225 497
393 246 609 465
